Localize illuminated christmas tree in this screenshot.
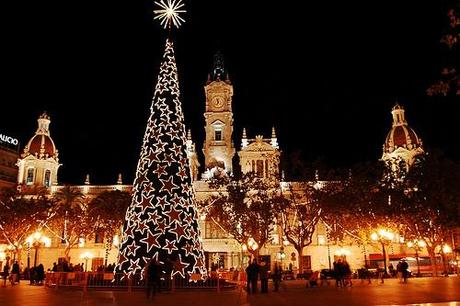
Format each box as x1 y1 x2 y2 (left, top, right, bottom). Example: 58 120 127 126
115 0 206 280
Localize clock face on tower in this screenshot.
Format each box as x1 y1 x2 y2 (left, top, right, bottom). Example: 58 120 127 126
212 96 224 108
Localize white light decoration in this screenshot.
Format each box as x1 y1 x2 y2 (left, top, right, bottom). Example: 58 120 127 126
442 245 452 254
78 238 85 248
112 235 120 247
154 0 186 29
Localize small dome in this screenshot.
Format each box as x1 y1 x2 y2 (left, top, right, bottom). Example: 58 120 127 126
384 125 421 152
26 134 57 157
384 104 422 153
22 112 58 159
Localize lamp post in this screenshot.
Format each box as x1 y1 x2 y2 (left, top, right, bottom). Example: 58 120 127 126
26 232 51 268
371 229 394 276
407 239 426 277
441 244 452 276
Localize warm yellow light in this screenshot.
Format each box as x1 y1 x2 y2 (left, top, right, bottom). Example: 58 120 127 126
418 240 426 248
251 242 259 251
33 232 41 240
80 252 93 259
242 244 247 252
41 236 51 247
371 233 378 241
78 238 85 248
283 240 290 246
442 245 452 254
26 236 33 244
318 236 326 246
200 214 206 221
407 241 414 248
335 248 351 256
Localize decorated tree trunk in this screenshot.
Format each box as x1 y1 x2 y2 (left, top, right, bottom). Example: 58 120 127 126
115 39 206 280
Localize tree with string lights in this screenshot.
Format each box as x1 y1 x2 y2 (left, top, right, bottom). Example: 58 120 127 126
115 0 206 280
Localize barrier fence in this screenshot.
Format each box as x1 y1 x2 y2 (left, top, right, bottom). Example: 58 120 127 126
44 271 241 292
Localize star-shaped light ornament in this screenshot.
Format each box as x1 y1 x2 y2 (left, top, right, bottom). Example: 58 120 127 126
154 0 186 29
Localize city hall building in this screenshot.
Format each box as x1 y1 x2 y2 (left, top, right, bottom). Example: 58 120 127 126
1 53 430 275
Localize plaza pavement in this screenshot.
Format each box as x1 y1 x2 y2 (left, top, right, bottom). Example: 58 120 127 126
0 276 459 306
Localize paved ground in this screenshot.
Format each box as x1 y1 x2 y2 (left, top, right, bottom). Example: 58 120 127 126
1 276 459 306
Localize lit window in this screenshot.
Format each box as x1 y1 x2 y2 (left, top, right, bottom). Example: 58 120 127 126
44 170 51 187
26 168 34 185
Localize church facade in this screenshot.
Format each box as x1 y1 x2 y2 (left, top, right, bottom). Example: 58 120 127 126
2 53 431 275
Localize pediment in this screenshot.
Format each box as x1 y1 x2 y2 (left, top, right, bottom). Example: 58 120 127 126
241 141 275 152
211 120 225 126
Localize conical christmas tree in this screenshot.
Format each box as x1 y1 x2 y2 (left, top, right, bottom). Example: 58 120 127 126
115 39 206 280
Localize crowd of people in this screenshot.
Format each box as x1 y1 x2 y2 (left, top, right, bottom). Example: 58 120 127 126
245 258 283 293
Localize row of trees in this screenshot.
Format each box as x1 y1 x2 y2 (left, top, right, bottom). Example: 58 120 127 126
0 187 131 263
200 150 460 274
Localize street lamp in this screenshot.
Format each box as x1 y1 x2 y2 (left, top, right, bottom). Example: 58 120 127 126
407 239 426 277
371 229 394 276
80 252 93 272
26 232 51 268
441 244 452 276
247 238 258 253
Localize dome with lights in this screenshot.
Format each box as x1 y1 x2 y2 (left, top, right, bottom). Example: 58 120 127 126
383 103 422 153
22 112 58 160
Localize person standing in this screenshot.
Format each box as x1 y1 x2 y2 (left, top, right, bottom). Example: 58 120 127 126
245 258 259 294
146 259 162 299
11 261 20 285
272 262 282 292
259 259 269 293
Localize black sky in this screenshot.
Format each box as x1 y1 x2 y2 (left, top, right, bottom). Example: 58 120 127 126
2 0 459 184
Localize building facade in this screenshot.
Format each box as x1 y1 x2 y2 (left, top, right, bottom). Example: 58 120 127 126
1 55 442 276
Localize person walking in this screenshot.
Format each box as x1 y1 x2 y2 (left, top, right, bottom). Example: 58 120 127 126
401 259 409 283
272 262 282 292
259 259 269 293
2 264 9 287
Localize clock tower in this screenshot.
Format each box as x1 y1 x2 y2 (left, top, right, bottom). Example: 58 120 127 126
203 51 235 173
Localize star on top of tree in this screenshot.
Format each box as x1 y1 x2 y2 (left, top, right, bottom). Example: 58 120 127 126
154 0 186 29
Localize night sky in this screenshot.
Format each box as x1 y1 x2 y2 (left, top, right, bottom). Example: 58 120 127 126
2 0 459 184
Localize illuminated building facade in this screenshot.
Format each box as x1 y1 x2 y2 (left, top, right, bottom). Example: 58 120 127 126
4 56 440 276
